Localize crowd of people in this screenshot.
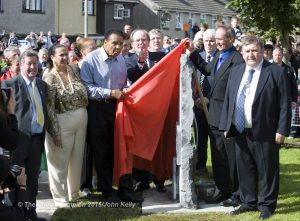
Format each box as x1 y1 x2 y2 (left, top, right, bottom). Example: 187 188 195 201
0 17 300 221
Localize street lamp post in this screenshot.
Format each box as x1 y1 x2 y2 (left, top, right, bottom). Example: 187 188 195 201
84 0 88 37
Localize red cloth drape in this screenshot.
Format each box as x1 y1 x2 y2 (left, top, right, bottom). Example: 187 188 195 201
114 40 187 184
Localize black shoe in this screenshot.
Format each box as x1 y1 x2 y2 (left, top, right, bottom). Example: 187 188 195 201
134 181 150 192
259 210 273 220
118 189 144 203
220 195 240 207
205 192 231 204
153 180 167 193
102 191 121 204
230 206 257 215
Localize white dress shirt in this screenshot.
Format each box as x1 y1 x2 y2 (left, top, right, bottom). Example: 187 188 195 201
235 59 263 128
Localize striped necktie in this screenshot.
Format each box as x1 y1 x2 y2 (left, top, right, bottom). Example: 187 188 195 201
235 69 255 133
31 81 44 128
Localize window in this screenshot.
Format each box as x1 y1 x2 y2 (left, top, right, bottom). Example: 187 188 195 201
211 15 217 29
123 9 130 18
222 16 229 26
175 12 183 29
82 0 94 16
191 13 196 26
200 14 206 24
23 0 44 12
160 11 171 29
114 4 124 20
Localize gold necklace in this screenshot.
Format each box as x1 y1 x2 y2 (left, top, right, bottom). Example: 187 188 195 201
55 67 74 95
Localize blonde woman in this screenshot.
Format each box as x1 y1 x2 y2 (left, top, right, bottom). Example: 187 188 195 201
43 44 88 207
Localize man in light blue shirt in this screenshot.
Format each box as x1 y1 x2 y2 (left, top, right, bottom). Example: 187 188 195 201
80 29 143 204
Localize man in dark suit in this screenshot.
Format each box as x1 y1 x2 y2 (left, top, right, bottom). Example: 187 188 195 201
272 47 298 137
193 29 218 175
126 29 166 192
219 35 291 220
1 50 47 221
190 26 244 205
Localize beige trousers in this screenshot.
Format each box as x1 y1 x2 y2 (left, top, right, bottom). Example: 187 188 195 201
45 108 87 207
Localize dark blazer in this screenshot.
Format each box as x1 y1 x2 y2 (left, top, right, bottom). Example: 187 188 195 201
281 62 298 103
190 47 244 127
0 113 19 151
219 61 291 141
1 75 47 152
126 52 166 84
196 49 218 97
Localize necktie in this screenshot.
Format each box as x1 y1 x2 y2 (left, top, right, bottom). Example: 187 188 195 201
235 69 255 133
216 54 223 70
206 54 211 63
31 82 44 128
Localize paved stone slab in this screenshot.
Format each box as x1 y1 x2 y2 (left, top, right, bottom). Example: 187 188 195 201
142 187 235 214
36 172 234 220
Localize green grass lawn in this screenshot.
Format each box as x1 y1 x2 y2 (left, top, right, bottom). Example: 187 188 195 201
52 146 300 221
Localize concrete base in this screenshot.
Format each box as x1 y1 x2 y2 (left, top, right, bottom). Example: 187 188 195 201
142 186 235 214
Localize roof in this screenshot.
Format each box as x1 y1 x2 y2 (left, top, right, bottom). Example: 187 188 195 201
107 0 140 4
141 0 235 15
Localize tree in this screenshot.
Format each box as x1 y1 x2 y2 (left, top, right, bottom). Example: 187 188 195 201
228 0 300 51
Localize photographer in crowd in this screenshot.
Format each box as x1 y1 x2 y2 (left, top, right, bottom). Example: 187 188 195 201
0 87 18 151
0 88 29 221
0 158 28 221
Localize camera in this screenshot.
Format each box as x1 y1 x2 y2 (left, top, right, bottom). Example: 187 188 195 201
10 165 22 177
1 88 11 103
1 164 22 189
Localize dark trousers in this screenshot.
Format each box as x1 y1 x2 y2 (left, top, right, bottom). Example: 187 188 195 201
12 134 43 215
81 142 94 190
87 100 117 193
194 106 211 170
235 129 279 213
210 126 238 195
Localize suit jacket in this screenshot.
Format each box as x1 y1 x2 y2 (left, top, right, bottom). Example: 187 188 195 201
190 47 244 127
281 62 298 103
196 49 218 97
219 61 291 141
126 52 166 84
1 75 47 154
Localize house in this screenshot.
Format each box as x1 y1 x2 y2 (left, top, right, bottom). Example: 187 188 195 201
133 0 236 39
0 0 138 36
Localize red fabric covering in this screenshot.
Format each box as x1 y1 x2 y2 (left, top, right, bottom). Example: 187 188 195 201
114 40 187 184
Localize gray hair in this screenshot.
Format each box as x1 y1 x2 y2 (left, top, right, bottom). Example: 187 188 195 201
20 50 38 64
203 29 216 40
148 29 163 38
38 48 48 55
3 46 20 59
130 29 150 41
241 35 264 49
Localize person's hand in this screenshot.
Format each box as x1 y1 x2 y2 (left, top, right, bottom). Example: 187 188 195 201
53 134 62 148
291 102 297 109
2 88 16 114
16 167 27 189
195 97 209 109
136 48 148 63
111 89 126 100
275 133 285 144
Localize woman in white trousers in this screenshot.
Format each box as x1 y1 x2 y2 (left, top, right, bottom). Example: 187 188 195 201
43 44 88 207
